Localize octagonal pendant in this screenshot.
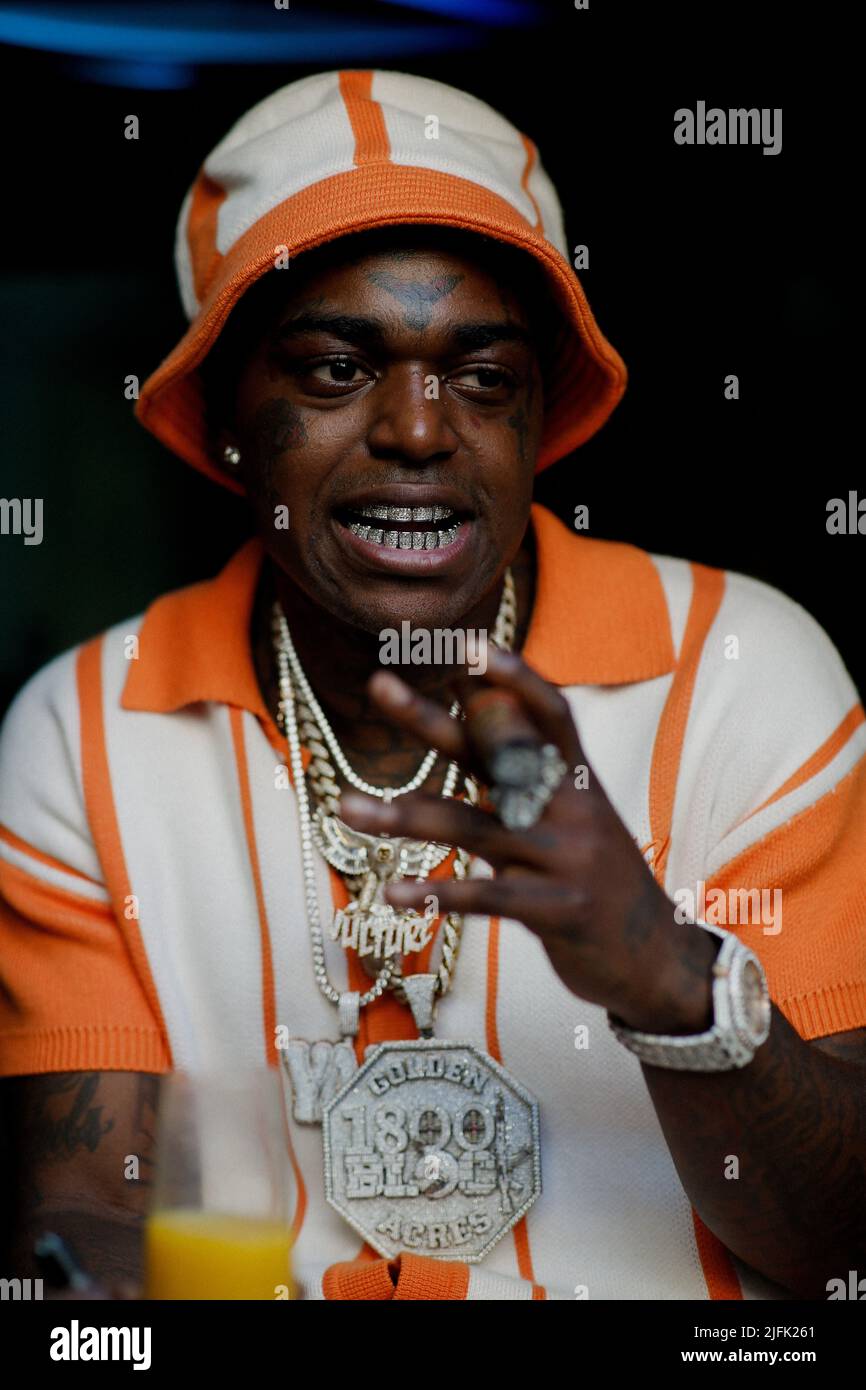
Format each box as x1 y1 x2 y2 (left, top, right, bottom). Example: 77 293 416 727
322 1038 541 1263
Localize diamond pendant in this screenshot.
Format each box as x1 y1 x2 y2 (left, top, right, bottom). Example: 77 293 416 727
312 807 451 880
321 1036 542 1263
279 1037 359 1124
319 974 542 1264
330 899 435 959
330 864 436 964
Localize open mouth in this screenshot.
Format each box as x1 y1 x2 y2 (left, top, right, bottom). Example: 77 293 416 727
335 503 467 551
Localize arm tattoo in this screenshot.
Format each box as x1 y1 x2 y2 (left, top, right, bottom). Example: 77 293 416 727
622 872 661 948
642 1004 866 1293
133 1074 159 1133
25 1073 114 1163
7 1072 161 1284
131 1075 159 1188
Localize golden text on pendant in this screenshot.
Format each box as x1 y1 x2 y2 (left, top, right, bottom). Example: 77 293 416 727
366 1051 489 1096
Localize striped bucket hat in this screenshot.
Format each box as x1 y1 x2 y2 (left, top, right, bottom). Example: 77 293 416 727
136 70 627 494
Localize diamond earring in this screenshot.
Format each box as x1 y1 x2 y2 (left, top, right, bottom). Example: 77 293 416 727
223 445 241 467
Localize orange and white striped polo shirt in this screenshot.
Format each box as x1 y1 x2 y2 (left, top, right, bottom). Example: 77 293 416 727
1 503 865 1300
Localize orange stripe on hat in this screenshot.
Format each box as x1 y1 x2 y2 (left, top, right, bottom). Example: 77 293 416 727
187 170 228 312
520 134 543 233
339 70 391 165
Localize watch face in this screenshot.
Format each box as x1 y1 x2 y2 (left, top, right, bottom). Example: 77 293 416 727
742 959 769 1033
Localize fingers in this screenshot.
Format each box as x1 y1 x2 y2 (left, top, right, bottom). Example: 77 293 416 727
385 873 565 927
466 646 582 764
341 790 547 870
366 650 584 780
367 671 473 765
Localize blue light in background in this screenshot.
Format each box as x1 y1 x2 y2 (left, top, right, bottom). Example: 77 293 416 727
0 5 487 76
69 58 197 90
378 0 542 21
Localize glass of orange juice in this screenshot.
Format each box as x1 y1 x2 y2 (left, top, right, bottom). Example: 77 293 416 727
144 1068 296 1300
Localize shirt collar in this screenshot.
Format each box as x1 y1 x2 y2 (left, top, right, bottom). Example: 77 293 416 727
121 502 675 716
522 503 675 684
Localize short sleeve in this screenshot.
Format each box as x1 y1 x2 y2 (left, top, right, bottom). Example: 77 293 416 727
0 646 171 1075
695 574 866 1040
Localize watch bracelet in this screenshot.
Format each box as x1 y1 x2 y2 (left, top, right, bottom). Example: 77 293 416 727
607 923 770 1071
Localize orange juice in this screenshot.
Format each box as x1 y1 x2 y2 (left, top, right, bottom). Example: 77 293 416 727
145 1209 295 1300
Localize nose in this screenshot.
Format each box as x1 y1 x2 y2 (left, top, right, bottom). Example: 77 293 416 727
366 364 459 466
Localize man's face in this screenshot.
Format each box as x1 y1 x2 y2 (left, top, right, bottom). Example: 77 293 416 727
228 236 543 634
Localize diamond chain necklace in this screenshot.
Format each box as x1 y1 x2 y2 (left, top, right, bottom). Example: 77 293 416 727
274 567 515 801
271 569 516 1020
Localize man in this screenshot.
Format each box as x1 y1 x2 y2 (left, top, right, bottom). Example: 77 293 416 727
1 71 864 1302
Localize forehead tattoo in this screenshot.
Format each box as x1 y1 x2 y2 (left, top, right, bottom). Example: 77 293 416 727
365 270 463 331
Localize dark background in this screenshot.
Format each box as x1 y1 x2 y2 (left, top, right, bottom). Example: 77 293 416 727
0 0 860 715
0 0 859 1290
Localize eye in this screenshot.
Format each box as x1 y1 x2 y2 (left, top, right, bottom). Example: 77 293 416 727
448 365 515 399
307 357 369 388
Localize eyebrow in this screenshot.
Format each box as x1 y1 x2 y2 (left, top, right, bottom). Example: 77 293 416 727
451 321 533 351
274 312 533 353
275 313 387 351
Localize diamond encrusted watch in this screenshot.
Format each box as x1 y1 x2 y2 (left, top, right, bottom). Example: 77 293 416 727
607 922 772 1071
